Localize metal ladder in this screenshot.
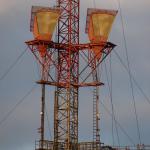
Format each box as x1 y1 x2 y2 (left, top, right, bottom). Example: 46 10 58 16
93 86 100 150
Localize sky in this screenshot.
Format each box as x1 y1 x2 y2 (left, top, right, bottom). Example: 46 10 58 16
0 0 150 150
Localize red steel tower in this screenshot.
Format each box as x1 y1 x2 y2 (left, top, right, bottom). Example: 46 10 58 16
54 0 79 150
26 1 117 150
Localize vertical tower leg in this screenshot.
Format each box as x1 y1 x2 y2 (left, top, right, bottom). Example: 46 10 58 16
89 52 101 150
40 84 45 149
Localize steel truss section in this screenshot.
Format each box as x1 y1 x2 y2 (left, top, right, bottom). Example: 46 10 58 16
26 40 115 87
26 0 116 150
26 1 115 149
88 51 101 150
26 39 115 150
54 0 79 150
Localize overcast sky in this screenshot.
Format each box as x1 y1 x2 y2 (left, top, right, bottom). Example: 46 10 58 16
0 0 150 150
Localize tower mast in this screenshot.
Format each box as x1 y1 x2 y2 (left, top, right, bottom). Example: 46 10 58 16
54 0 79 150
26 1 117 150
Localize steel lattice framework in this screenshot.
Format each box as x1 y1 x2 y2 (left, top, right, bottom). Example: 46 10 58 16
54 1 79 150
26 0 116 150
26 41 115 150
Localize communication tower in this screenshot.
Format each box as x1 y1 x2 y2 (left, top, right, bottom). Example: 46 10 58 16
26 1 117 150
